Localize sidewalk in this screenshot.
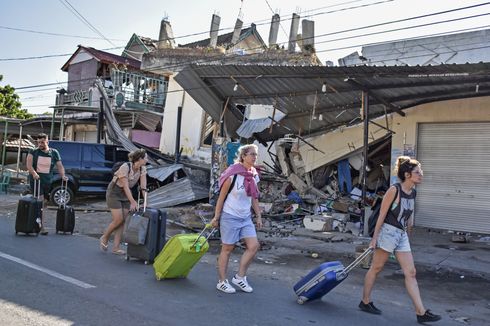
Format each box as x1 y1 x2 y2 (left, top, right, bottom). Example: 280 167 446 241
1 193 489 280
262 226 490 280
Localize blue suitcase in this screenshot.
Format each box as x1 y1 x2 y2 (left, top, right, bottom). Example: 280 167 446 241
294 248 373 304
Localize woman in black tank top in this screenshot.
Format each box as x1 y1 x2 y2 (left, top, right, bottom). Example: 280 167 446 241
359 156 441 323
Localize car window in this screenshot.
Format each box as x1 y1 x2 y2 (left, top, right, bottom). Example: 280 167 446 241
83 145 101 163
115 149 129 161
51 142 80 162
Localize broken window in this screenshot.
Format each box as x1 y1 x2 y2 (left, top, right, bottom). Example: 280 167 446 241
200 112 217 147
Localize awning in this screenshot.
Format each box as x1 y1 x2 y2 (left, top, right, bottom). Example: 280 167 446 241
175 62 490 142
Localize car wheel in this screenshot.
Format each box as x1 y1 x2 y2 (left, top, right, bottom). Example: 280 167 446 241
50 184 74 206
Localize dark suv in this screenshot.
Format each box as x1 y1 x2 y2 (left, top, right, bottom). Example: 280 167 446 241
49 141 129 205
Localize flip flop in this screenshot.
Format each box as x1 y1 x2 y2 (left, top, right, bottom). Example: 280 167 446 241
112 249 126 255
99 237 108 251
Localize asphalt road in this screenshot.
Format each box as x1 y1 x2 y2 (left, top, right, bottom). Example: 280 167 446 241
0 217 488 326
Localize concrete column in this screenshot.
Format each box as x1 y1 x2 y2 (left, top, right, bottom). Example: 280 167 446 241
231 18 243 46
301 19 314 53
158 18 175 49
268 14 280 47
209 14 221 48
288 13 300 53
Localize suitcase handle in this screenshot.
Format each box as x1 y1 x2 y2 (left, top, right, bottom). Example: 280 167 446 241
136 187 147 213
59 179 69 209
191 224 216 251
343 247 373 274
33 178 41 199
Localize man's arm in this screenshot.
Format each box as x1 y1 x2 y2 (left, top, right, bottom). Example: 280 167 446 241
26 153 39 180
56 161 68 181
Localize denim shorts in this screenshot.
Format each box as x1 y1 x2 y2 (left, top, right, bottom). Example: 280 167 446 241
377 223 411 253
219 211 257 245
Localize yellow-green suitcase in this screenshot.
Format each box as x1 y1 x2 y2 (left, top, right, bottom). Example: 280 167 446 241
153 225 215 280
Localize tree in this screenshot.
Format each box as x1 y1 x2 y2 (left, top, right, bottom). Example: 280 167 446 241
0 74 33 119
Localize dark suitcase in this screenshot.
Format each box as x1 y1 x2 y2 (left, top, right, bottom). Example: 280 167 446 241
294 248 373 304
125 208 167 264
56 206 75 234
55 180 75 234
15 180 42 235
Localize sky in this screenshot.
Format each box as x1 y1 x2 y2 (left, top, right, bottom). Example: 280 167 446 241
0 0 489 114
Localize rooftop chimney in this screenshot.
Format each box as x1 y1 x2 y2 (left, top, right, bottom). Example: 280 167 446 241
209 14 221 48
158 18 175 49
288 13 300 53
230 18 243 46
268 14 280 47
301 19 314 54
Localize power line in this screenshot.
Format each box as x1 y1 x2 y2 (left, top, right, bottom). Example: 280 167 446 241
0 25 126 41
58 0 116 47
315 24 490 54
263 0 288 38
314 12 490 47
4 1 488 64
2 0 397 62
9 3 490 88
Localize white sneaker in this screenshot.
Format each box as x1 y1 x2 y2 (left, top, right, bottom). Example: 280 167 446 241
232 275 253 293
217 279 236 294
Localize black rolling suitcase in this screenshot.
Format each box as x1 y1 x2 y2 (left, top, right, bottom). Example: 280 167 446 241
55 180 75 234
124 193 167 264
15 179 42 236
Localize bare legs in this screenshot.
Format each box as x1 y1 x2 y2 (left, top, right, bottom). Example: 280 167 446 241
237 237 260 277
217 237 260 281
362 249 427 316
101 208 128 252
218 244 235 282
396 251 426 315
362 248 389 304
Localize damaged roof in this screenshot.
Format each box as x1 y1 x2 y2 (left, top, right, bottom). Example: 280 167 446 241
181 25 266 49
175 62 490 142
61 45 141 71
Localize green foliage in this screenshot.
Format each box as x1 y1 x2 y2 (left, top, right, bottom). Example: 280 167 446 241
0 74 33 119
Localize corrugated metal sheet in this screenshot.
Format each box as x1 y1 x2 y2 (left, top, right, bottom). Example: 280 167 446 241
415 122 490 234
147 177 208 208
175 63 490 141
137 112 161 131
3 138 35 149
95 80 157 165
236 115 285 138
146 164 184 182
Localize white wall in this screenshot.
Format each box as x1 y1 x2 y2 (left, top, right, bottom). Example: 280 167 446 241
159 75 211 163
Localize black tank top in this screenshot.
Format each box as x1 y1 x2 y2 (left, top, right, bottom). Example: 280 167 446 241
384 183 417 231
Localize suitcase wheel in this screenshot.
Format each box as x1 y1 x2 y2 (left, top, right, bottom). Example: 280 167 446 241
156 274 161 281
144 260 149 265
125 255 130 261
297 297 307 305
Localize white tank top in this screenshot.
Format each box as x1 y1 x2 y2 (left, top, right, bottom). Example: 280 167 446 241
222 174 260 219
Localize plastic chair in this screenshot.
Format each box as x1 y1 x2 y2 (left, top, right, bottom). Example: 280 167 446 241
0 171 11 194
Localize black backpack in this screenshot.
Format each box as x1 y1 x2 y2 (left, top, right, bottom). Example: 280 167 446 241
368 184 399 237
112 161 130 175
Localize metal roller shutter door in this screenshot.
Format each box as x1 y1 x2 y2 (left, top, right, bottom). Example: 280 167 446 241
415 122 490 234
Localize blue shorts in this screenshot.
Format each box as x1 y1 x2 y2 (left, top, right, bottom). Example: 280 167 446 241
377 223 411 253
219 211 257 245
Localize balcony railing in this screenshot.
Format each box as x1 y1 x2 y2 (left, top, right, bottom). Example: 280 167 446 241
55 70 168 113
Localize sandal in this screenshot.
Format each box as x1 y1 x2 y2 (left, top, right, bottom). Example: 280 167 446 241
99 237 108 251
112 249 126 255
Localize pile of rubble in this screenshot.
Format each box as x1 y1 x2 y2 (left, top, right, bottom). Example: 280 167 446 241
255 137 390 240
